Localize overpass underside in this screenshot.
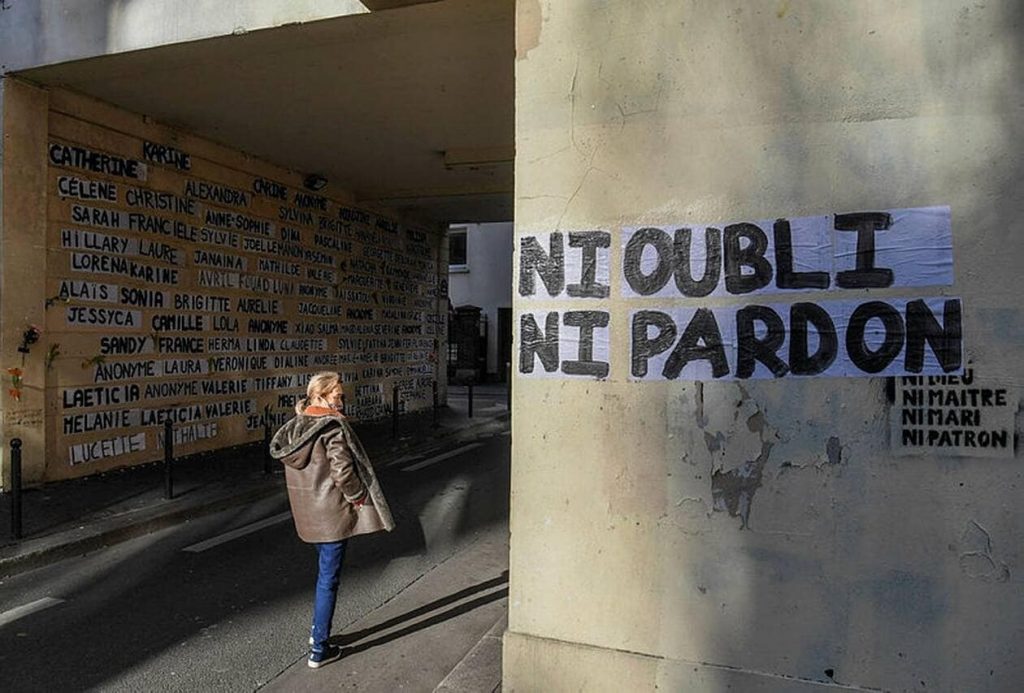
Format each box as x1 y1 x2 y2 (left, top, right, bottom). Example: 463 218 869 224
0 0 513 483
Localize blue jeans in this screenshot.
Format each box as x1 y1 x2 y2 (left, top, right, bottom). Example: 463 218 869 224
310 540 348 652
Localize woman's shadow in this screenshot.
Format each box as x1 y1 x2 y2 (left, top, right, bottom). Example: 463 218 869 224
329 570 509 654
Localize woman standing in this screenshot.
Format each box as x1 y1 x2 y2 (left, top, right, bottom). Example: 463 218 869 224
270 372 394 669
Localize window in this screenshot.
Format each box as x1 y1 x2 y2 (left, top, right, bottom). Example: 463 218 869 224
449 227 468 270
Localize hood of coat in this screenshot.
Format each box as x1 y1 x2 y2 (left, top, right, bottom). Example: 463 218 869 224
269 414 342 469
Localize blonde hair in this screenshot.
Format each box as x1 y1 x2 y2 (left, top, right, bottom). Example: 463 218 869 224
295 371 342 414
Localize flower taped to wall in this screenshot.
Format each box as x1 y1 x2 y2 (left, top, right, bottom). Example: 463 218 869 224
517 206 962 380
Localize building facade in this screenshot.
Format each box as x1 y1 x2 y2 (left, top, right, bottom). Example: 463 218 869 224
448 222 514 381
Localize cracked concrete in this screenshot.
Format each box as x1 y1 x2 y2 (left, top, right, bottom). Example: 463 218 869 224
957 520 1010 583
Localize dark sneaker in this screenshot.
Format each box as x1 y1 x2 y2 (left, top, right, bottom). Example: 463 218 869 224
307 644 342 669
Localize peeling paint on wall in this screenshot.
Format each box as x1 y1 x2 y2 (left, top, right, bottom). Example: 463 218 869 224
694 381 708 427
825 436 842 465
711 439 773 529
701 384 779 529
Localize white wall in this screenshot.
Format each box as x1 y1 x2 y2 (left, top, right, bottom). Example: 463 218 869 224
448 222 513 377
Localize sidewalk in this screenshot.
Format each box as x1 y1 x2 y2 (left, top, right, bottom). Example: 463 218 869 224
264 525 508 693
0 386 510 577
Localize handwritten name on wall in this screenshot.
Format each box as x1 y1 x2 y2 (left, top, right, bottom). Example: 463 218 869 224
517 207 962 381
47 126 443 468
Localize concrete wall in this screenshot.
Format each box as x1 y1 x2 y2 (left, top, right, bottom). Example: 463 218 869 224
0 81 446 485
506 1 1023 691
448 222 513 377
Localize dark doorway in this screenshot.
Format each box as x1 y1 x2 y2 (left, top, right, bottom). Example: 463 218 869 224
497 307 512 382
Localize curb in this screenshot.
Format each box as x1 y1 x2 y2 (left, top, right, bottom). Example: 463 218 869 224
434 613 506 693
0 481 283 578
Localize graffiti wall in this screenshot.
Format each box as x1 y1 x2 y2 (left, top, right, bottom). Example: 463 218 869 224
40 91 443 477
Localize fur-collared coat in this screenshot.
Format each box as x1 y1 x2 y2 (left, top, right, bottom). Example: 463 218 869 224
270 413 394 543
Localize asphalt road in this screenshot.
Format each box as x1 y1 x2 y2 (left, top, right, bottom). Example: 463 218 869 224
0 430 510 692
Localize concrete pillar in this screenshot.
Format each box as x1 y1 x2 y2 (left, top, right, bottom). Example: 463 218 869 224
0 78 49 488
506 1 1023 691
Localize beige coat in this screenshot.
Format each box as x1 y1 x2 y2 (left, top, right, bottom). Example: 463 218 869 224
270 413 395 543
